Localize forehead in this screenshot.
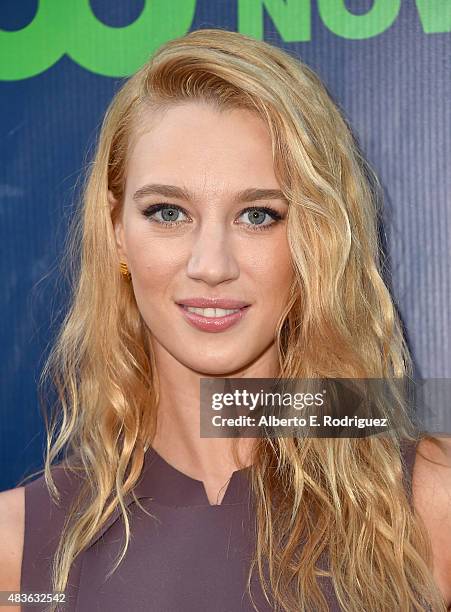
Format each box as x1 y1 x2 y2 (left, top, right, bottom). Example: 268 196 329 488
125 101 280 197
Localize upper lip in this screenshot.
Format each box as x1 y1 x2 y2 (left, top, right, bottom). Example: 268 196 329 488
176 297 251 309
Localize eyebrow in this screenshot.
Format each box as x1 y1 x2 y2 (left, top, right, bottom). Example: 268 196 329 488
132 183 288 204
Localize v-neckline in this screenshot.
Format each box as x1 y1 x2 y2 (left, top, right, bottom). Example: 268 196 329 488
139 446 252 507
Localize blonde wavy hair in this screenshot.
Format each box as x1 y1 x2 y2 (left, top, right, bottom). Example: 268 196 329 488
36 28 446 611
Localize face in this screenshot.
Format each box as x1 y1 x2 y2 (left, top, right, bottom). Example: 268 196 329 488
110 101 294 376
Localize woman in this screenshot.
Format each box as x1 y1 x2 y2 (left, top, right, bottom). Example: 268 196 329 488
1 28 450 612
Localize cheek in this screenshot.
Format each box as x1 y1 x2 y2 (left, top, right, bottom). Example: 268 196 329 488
125 228 183 291
248 238 293 295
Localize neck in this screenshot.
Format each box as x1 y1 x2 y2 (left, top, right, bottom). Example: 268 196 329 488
149 339 279 484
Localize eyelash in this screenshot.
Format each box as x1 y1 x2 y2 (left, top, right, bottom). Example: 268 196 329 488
141 203 284 232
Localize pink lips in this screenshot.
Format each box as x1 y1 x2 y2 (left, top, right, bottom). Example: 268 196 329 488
176 297 250 309
176 303 251 332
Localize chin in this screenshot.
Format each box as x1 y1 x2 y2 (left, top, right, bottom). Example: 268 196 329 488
183 354 251 377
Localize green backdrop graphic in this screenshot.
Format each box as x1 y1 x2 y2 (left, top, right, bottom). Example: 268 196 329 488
1 0 450 79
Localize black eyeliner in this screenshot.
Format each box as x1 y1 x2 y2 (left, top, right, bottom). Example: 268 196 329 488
141 202 285 229
239 205 284 221
141 203 185 218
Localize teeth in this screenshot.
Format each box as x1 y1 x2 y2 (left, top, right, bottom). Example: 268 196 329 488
185 306 241 317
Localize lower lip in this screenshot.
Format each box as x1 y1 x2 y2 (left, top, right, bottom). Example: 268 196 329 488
176 304 251 332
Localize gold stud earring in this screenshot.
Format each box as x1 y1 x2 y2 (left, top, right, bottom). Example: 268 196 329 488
119 261 131 280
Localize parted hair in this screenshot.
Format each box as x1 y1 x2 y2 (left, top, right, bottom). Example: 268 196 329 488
38 28 445 611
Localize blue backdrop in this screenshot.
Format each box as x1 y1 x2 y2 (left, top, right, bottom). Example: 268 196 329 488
1 0 450 490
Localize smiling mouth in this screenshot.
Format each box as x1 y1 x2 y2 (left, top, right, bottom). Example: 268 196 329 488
176 303 251 332
181 305 246 317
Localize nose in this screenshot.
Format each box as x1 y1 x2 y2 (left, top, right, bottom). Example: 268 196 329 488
186 222 240 286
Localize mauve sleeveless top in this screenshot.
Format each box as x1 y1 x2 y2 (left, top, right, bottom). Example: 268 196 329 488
20 439 418 611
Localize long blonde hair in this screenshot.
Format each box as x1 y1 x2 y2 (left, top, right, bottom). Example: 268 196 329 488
38 29 446 611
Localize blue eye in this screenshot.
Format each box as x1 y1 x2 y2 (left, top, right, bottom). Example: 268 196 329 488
141 203 284 231
142 204 188 225
238 207 283 229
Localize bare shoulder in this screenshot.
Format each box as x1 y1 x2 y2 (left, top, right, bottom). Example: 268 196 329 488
0 486 25 592
412 436 451 608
